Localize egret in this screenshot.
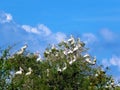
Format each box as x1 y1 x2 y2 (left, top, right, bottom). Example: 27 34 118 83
57 66 62 72
69 55 76 65
16 44 28 55
63 49 68 55
25 67 32 76
62 63 67 71
47 69 49 77
83 54 90 58
51 44 56 50
73 45 79 52
68 35 74 42
67 50 73 54
36 52 42 62
15 67 23 75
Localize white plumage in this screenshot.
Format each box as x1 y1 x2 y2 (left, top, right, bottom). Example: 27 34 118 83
15 67 23 75
25 67 32 76
83 54 90 58
69 56 76 65
85 57 96 65
73 46 79 52
51 44 56 50
62 63 67 71
57 66 62 72
36 54 42 62
47 69 49 77
16 44 28 55
68 35 74 42
57 63 67 72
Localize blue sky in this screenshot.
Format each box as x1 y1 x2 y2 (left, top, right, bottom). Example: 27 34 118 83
0 0 120 81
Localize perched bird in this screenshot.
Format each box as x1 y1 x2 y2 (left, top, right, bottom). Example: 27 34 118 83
62 63 67 71
63 49 68 55
15 67 23 75
25 67 32 76
83 54 90 58
68 35 74 42
35 52 42 62
16 44 28 55
69 55 76 65
46 69 49 77
51 44 56 50
73 45 79 52
57 66 62 72
85 58 96 65
57 63 67 72
67 50 73 54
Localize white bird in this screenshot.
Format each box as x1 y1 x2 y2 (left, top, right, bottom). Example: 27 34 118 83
51 44 56 50
46 69 49 77
63 49 68 55
21 44 28 50
36 53 42 62
68 35 74 42
85 57 96 65
67 50 73 54
25 67 32 76
85 57 91 63
73 46 79 52
69 56 76 65
44 50 50 55
62 63 67 71
16 44 28 55
57 63 67 72
83 54 90 58
15 67 23 75
57 66 62 72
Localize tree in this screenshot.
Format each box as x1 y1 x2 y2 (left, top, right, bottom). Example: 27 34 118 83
0 35 119 90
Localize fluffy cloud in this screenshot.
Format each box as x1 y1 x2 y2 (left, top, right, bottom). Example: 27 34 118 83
102 55 120 70
100 29 116 41
81 33 98 44
22 25 40 34
0 11 66 51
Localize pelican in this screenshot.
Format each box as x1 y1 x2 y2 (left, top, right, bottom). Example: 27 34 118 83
15 67 23 75
25 67 32 76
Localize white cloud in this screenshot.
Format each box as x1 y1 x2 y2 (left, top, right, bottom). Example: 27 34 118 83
110 55 120 67
82 33 97 44
0 11 67 51
55 32 67 42
102 55 120 70
22 25 40 34
100 29 116 41
101 59 111 67
38 24 51 36
0 12 12 23
22 24 52 36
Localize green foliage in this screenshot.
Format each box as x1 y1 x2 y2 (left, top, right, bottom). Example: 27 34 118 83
0 36 120 90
